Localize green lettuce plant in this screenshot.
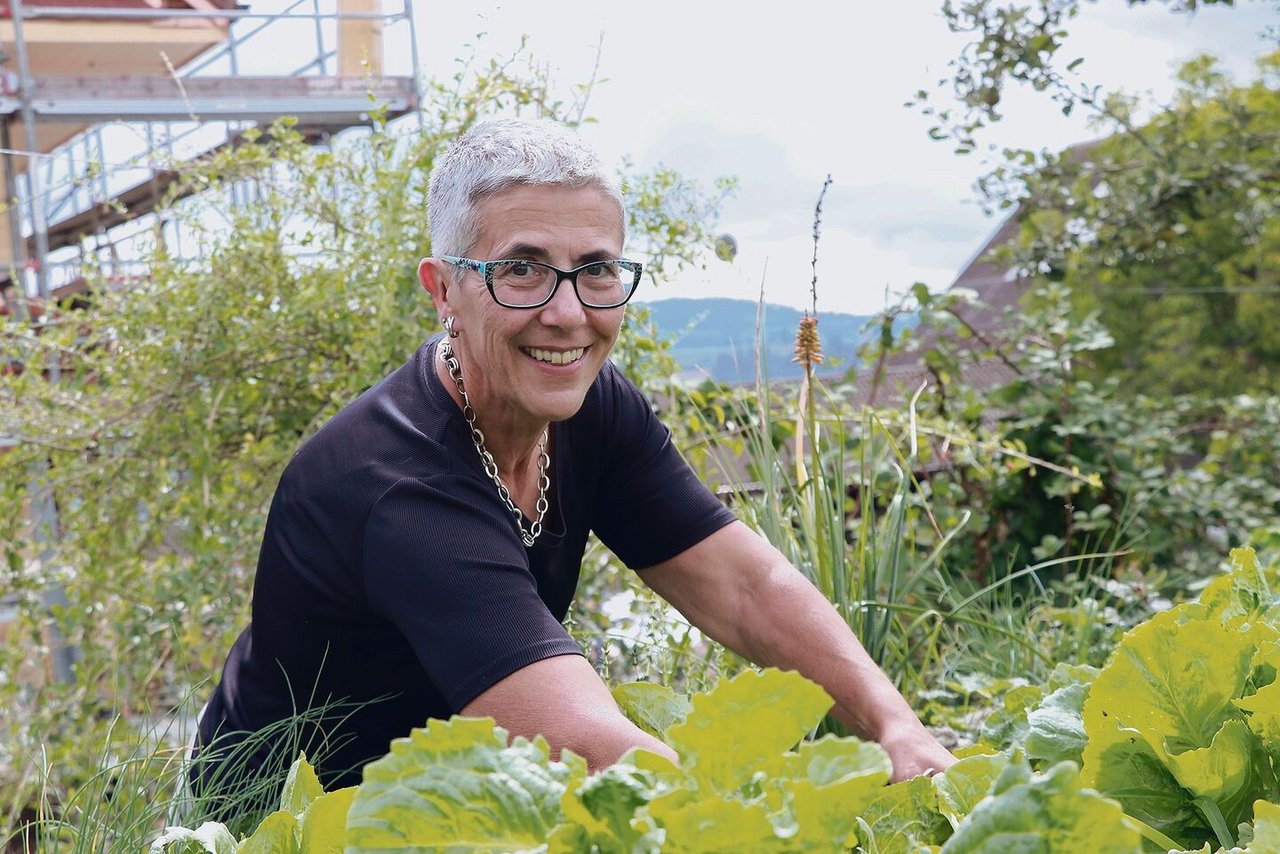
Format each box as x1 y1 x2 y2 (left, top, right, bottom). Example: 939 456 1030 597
1078 549 1280 851
139 667 1182 853
149 669 901 852
137 546 1280 853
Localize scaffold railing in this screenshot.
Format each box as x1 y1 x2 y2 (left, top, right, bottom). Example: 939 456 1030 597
1 0 422 303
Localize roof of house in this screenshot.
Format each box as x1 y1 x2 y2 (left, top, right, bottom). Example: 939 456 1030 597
850 211 1032 410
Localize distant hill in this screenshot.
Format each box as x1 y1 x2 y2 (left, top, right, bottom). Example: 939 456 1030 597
633 298 881 383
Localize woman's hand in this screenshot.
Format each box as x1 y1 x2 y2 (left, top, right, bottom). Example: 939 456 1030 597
876 720 957 782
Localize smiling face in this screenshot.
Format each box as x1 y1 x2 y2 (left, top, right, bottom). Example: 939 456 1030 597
420 183 627 441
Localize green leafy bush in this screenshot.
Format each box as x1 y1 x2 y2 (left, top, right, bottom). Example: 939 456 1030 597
864 281 1280 595
0 45 731 828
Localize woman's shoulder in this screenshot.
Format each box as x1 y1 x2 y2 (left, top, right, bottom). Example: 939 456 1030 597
278 342 460 503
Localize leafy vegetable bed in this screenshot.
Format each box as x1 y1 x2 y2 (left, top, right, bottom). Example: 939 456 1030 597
155 548 1280 853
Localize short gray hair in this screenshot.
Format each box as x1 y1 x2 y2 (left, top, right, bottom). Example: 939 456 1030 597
427 118 626 259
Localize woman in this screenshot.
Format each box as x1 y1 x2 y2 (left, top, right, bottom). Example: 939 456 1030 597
193 118 952 810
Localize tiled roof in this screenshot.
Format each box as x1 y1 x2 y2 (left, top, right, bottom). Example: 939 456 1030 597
850 210 1032 411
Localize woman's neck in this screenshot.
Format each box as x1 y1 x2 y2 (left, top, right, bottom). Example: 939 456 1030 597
433 349 550 503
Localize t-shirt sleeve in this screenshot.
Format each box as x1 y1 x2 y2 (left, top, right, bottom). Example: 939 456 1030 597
362 474 584 711
589 365 737 569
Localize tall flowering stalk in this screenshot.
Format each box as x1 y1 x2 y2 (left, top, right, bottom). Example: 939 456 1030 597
685 178 985 726
793 312 823 486
794 175 831 489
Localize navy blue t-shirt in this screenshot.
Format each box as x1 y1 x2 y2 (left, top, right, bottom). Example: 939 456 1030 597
196 335 735 789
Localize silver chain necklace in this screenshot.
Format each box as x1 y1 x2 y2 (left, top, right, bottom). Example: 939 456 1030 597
439 339 550 547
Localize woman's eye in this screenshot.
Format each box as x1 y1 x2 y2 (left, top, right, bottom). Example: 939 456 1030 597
583 262 617 278
509 262 534 276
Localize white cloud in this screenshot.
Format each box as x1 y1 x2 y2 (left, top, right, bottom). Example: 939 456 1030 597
415 0 1276 312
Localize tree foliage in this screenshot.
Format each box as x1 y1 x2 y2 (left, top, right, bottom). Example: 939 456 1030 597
995 51 1280 395
923 1 1280 395
920 0 1249 152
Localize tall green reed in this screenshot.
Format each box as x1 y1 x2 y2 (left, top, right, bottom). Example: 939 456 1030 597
673 176 1098 731
6 684 377 851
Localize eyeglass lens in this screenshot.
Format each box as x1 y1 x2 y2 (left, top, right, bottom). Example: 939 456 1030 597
489 261 637 307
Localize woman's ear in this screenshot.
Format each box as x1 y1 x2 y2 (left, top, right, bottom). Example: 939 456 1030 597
418 258 450 314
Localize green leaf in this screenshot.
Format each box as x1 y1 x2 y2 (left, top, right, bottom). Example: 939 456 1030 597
1084 605 1276 753
854 775 951 854
1199 548 1280 623
781 736 893 851
235 812 300 854
622 746 684 782
664 668 832 794
279 754 325 817
647 788 787 853
345 716 575 852
552 761 660 854
1082 605 1280 844
298 787 355 853
1235 675 1280 758
150 822 239 854
933 753 1007 829
1025 679 1091 767
1081 714 1202 841
611 681 692 739
980 684 1042 750
1162 718 1257 803
784 734 892 788
939 760 1143 853
1045 663 1100 691
1243 799 1280 853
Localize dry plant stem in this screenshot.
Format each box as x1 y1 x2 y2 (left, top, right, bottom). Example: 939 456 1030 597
809 175 831 318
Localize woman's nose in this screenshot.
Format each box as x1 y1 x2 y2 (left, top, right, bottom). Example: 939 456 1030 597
537 274 588 326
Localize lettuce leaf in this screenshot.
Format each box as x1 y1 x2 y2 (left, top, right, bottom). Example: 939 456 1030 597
647 787 788 853
854 775 950 853
933 753 1006 829
1024 664 1098 768
612 681 691 739
645 670 891 851
235 812 299 854
1233 638 1280 769
148 822 238 854
298 787 355 854
939 759 1143 853
664 668 832 795
278 753 325 817
345 716 578 852
781 735 893 851
1199 548 1280 624
550 760 663 853
1243 799 1280 852
1082 603 1280 846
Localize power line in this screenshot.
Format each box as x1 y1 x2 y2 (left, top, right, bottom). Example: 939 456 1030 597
1105 286 1280 295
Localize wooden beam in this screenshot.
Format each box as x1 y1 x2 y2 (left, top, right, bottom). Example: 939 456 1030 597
338 0 382 76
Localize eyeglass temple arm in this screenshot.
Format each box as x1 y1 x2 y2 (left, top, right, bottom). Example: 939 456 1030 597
441 256 483 273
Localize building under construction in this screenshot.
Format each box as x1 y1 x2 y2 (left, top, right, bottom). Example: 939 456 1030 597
0 0 420 325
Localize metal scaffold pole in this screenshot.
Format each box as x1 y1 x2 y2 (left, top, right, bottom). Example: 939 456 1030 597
10 0 53 314
11 0 76 685
405 0 424 126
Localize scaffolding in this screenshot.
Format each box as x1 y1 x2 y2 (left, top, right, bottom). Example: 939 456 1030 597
0 0 421 319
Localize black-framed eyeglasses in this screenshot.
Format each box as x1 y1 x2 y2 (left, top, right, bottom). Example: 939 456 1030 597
442 256 643 309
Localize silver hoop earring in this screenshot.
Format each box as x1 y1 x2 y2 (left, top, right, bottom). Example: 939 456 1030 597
443 316 459 338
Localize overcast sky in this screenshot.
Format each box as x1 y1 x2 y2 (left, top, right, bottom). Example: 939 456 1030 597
412 1 1278 315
